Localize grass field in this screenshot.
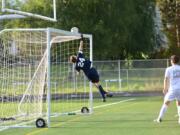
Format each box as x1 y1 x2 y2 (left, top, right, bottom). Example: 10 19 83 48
1 96 180 135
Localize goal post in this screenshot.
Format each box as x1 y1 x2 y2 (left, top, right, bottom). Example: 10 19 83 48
0 28 93 128
1 0 57 22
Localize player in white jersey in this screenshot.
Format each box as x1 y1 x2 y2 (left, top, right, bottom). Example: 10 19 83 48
154 55 180 124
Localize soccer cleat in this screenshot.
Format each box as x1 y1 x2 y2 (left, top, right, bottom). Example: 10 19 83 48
154 118 162 123
103 98 106 102
106 93 113 97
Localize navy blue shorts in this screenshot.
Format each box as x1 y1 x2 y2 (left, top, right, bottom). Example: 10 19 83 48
86 67 99 83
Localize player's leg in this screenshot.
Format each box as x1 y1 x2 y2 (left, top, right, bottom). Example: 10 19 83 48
87 68 106 101
87 67 112 102
155 91 174 122
176 100 180 124
94 82 107 102
94 82 113 101
175 91 180 124
156 101 170 122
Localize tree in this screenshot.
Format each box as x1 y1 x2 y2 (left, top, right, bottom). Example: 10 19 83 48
57 0 156 59
1 0 156 60
157 0 180 56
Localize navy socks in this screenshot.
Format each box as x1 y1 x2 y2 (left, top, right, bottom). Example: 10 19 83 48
98 85 107 99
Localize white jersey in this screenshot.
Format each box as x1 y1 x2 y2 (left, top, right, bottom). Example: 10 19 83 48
165 64 180 91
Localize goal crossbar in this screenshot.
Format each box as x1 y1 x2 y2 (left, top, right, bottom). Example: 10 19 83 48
0 14 26 20
1 0 57 22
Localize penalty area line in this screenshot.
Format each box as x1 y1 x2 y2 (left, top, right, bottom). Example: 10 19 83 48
93 98 136 110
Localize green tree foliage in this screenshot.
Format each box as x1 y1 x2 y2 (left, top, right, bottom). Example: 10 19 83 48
2 0 156 60
1 0 55 28
157 0 180 56
57 0 156 60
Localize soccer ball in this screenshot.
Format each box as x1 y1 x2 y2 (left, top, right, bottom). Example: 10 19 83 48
71 27 79 33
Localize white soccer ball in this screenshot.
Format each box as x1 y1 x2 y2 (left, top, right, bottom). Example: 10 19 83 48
71 27 79 33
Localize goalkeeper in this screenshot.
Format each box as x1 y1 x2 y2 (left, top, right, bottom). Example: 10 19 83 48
69 35 113 102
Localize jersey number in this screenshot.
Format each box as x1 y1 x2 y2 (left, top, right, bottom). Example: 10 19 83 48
78 58 85 67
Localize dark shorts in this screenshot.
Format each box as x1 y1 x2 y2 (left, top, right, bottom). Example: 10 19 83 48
86 67 99 83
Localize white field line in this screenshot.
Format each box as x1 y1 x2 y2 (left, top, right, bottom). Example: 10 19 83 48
0 120 34 132
51 98 136 117
26 98 137 135
0 127 9 132
93 98 136 110
0 98 136 132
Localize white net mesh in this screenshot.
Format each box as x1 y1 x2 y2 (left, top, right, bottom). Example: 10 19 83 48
0 28 92 128
0 30 48 127
50 35 91 116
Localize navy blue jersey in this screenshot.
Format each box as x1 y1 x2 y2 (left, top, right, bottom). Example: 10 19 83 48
75 51 99 83
75 51 91 75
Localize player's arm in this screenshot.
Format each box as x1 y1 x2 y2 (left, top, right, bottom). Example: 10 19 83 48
79 34 84 52
163 77 169 95
76 71 80 75
163 68 170 95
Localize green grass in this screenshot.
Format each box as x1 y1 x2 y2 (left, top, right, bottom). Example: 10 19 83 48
1 96 180 135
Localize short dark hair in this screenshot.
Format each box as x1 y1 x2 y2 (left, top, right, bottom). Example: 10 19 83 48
170 55 179 64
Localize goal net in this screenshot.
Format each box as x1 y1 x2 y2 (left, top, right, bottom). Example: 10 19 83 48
0 28 92 128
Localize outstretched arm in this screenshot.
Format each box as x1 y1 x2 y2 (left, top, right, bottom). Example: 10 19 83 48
79 34 84 52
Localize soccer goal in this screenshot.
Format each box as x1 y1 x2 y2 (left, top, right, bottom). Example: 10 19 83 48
0 28 93 128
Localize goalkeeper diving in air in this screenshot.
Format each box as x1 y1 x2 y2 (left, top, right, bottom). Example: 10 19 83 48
69 35 113 102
